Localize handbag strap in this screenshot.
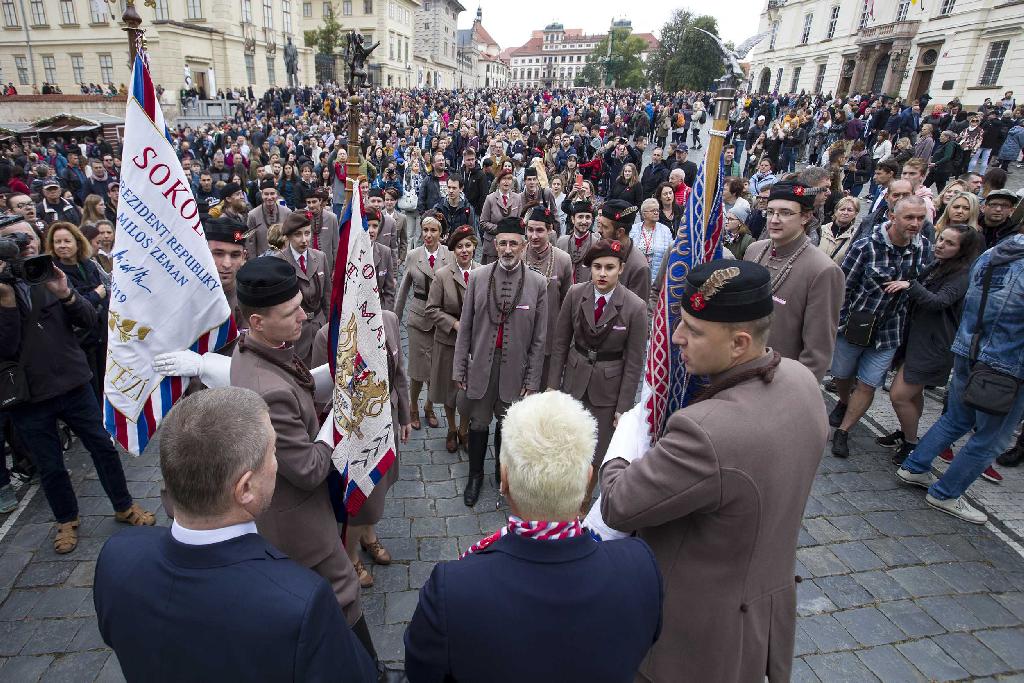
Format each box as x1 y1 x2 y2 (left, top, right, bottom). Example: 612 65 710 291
968 264 996 365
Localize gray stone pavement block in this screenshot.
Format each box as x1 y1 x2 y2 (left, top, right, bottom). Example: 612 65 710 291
19 617 85 656
896 638 970 681
994 593 1024 621
797 527 815 548
65 561 95 588
444 515 481 537
803 651 880 682
0 550 33 590
0 655 54 681
929 534 986 563
840 490 903 514
361 592 384 627
419 464 451 482
369 564 409 593
934 631 1013 677
827 472 876 493
8 523 53 551
373 537 417 563
899 536 957 564
811 492 860 516
864 538 922 567
384 590 419 624
40 649 110 682
793 623 816 657
953 593 1022 628
93 653 125 683
803 518 850 545
916 595 988 632
974 628 1024 669
424 480 457 499
929 561 997 594
854 645 926 682
0 619 38 656
828 515 881 541
417 537 458 562
375 516 411 539
398 464 421 481
0 589 43 621
369 623 407 665
829 541 886 572
861 511 909 538
816 575 875 610
27 587 91 619
796 546 850 578
789 657 821 682
67 617 106 652
390 480 425 498
878 600 946 639
799 614 860 653
434 496 471 517
797 581 837 616
886 565 957 597
402 498 436 517
833 607 907 647
852 570 911 601
408 561 434 590
410 517 446 538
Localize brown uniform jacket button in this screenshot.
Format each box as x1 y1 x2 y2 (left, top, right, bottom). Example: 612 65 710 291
740 603 748 613
795 575 803 583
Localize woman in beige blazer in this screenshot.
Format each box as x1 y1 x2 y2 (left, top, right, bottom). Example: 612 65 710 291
274 211 330 366
395 211 451 429
425 225 479 453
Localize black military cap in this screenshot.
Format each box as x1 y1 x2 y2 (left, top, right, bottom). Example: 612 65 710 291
523 167 538 178
219 182 243 200
495 215 525 236
259 178 278 191
570 200 594 216
236 256 299 308
582 238 624 267
525 205 555 225
601 199 638 225
682 260 774 323
204 216 249 246
768 182 815 210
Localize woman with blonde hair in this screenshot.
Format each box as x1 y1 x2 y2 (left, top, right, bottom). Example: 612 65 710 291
80 194 105 226
819 196 862 265
934 190 981 234
934 179 968 219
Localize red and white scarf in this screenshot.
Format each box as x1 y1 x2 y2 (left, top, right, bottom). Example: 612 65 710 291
460 515 585 559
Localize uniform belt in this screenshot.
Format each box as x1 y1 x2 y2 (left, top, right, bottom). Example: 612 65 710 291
574 342 623 362
413 291 429 301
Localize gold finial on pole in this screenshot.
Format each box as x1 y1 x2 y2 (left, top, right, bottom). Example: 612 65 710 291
109 0 147 67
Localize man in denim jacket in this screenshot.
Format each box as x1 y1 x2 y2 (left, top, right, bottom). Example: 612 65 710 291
896 232 1024 524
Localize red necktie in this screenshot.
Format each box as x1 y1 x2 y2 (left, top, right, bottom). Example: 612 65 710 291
429 253 435 269
574 235 587 249
502 194 508 207
496 322 503 349
463 270 469 285
312 228 320 251
299 254 306 274
594 295 606 323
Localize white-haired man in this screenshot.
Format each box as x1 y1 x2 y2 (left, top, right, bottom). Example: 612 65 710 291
404 391 662 683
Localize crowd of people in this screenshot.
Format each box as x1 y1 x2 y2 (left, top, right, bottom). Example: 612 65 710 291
1 82 1024 681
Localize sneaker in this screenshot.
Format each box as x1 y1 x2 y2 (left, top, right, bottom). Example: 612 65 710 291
925 494 988 525
0 485 16 514
981 466 1003 484
938 447 955 464
831 429 850 458
996 446 1023 467
876 430 904 449
892 441 916 465
828 402 848 429
895 466 937 489
823 378 837 393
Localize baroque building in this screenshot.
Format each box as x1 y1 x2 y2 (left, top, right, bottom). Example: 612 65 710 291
412 0 462 88
455 5 507 88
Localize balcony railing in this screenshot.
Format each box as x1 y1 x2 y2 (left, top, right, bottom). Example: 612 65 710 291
859 19 921 44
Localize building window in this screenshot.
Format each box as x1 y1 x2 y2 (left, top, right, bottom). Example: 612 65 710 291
1 0 17 26
71 54 85 83
774 67 784 92
241 0 252 22
58 0 76 23
768 21 779 50
340 0 349 15
90 0 107 22
15 55 28 85
858 0 870 29
302 1 311 16
939 0 955 13
801 14 812 44
186 0 203 19
822 7 837 39
978 40 1008 86
99 53 114 83
244 53 255 83
363 0 372 12
152 0 168 20
814 63 826 92
29 0 46 24
262 0 272 28
282 0 291 33
267 55 276 84
790 66 801 92
896 0 910 21
42 55 56 82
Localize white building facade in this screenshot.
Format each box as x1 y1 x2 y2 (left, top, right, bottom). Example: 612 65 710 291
413 0 463 88
746 0 1023 108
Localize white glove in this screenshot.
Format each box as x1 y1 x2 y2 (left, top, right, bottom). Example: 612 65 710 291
602 402 650 468
583 498 630 541
153 350 202 378
316 408 337 448
198 353 231 389
311 363 334 404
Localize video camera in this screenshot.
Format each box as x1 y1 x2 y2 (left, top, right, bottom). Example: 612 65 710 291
0 218 55 286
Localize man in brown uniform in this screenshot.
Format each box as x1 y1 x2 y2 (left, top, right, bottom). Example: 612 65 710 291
245 179 292 257
743 182 845 381
556 200 597 284
597 199 651 305
453 216 548 507
306 189 340 279
479 170 523 264
204 215 249 330
225 257 393 678
367 189 400 267
382 188 409 263
523 205 572 385
600 260 828 683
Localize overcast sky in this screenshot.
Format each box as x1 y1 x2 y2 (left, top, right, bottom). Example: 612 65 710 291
458 0 765 50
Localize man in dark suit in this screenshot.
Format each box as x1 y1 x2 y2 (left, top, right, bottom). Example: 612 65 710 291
404 391 662 682
94 387 375 683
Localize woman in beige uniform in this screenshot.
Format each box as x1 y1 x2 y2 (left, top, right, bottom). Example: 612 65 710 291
396 210 451 430
274 211 330 366
425 225 480 453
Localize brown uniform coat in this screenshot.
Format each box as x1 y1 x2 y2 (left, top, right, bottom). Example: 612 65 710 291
230 335 361 624
373 242 397 312
275 247 330 367
479 191 523 262
620 241 652 306
376 212 400 267
245 204 292 256
600 354 827 682
524 245 573 356
453 261 548 402
396 245 451 381
384 209 409 262
310 209 340 278
744 236 845 381
425 261 479 406
556 231 597 284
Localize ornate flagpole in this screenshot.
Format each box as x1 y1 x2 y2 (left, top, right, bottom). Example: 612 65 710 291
106 0 147 66
702 84 733 222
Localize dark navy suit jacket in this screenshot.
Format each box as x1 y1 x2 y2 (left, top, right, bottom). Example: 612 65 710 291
94 527 376 682
404 532 662 682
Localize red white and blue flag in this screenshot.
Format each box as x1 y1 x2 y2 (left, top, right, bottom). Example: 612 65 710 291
103 54 235 454
327 184 395 520
643 150 727 439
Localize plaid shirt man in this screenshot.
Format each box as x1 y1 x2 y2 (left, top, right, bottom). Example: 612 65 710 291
838 222 929 351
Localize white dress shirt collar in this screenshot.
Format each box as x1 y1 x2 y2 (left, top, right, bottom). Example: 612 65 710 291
170 520 258 545
593 286 616 303
290 245 307 262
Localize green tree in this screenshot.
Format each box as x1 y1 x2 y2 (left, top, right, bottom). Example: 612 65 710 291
647 11 724 92
303 14 344 54
575 28 648 89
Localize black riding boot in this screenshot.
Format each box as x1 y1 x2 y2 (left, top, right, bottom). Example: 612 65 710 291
464 430 488 507
493 421 503 487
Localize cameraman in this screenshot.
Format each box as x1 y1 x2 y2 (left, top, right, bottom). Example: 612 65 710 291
0 219 154 554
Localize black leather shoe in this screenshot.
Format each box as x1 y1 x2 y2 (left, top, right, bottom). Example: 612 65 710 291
828 402 848 429
891 441 915 465
493 422 503 487
832 429 850 458
464 430 488 507
997 447 1024 468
